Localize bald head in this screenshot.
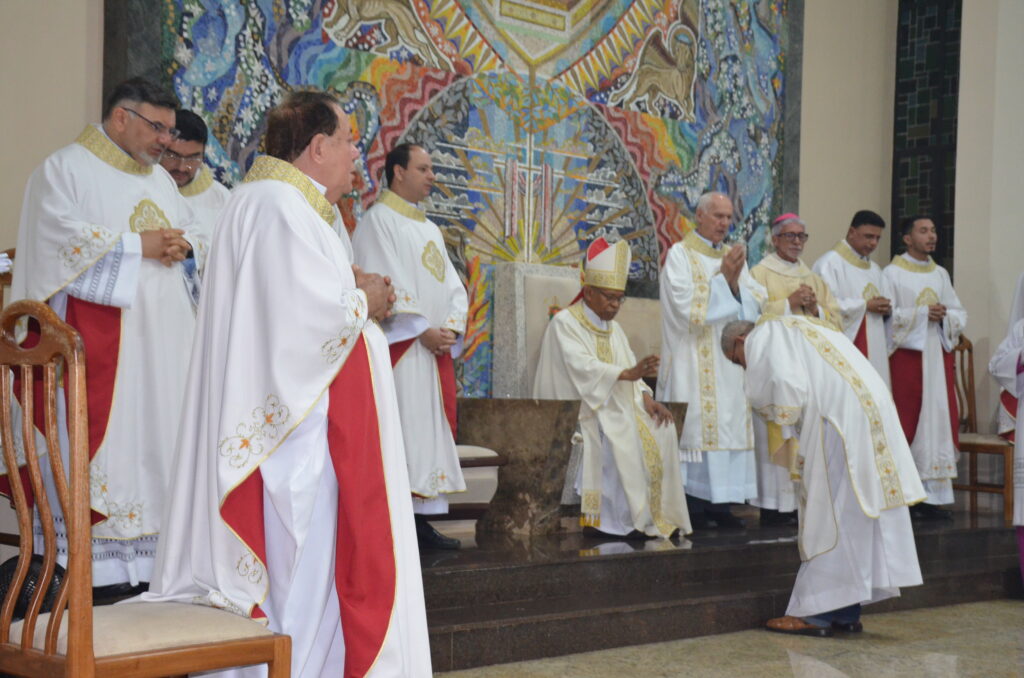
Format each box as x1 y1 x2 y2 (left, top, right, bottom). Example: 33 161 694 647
695 192 733 244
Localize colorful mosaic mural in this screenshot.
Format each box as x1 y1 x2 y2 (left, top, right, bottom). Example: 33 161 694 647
163 0 792 396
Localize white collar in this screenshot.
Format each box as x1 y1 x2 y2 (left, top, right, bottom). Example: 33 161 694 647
695 232 723 250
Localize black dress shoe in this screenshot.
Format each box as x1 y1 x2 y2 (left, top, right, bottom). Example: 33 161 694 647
93 581 149 605
689 513 712 530
910 503 953 521
760 509 798 526
708 512 746 529
831 621 864 632
415 515 461 550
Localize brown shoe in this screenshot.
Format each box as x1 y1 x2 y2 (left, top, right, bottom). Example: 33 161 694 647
765 616 833 637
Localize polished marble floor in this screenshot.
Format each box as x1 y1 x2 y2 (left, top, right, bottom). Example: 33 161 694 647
436 599 1024 677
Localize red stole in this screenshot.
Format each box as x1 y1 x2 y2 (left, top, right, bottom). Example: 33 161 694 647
389 337 458 440
890 347 959 448
852 316 868 356
1000 389 1017 442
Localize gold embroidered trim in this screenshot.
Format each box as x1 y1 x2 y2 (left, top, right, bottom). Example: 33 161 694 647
636 414 673 536
890 255 936 273
584 242 629 291
129 199 172 233
683 230 726 259
755 404 801 426
915 287 939 307
834 239 870 270
695 325 719 449
568 303 613 363
683 240 712 326
421 240 446 283
75 125 152 175
580 490 602 526
378 189 426 222
776 316 905 508
217 395 291 469
862 282 881 300
180 165 214 197
243 155 335 224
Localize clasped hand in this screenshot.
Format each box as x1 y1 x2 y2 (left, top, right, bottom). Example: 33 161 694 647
140 229 191 267
420 327 457 356
353 265 396 321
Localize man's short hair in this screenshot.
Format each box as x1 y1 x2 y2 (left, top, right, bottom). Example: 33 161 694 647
771 213 805 236
899 215 930 238
175 110 209 145
102 77 179 120
720 320 755 357
264 91 341 162
695 191 727 214
385 142 422 186
850 210 886 230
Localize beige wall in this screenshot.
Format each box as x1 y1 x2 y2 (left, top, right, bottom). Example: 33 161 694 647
0 0 104 250
797 0 898 266
954 0 1024 430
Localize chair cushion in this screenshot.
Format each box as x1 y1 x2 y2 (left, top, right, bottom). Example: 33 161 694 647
958 432 1014 451
10 601 273 656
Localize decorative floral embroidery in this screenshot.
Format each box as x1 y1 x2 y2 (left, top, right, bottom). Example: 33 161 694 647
636 414 673 536
444 310 468 333
915 286 939 307
392 287 418 314
58 225 116 270
580 490 602 527
421 240 446 283
200 590 249 617
862 282 881 300
236 553 265 585
103 501 144 530
425 468 452 494
568 304 613 363
218 395 290 469
755 404 801 426
129 199 173 233
321 325 361 364
88 468 143 529
683 240 712 327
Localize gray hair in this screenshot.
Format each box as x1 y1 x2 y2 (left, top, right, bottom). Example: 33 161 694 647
696 191 729 214
720 320 755 357
771 216 805 236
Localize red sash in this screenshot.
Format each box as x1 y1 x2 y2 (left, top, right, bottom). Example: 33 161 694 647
852 316 868 356
890 347 959 447
999 389 1017 443
389 337 458 440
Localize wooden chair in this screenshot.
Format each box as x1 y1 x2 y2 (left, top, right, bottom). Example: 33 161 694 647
952 334 1014 524
0 300 290 678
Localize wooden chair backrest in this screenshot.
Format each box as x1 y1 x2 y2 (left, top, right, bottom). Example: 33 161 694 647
0 300 93 674
953 334 977 433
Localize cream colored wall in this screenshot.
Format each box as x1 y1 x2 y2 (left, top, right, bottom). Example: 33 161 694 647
954 0 1024 431
0 0 104 250
797 0 898 266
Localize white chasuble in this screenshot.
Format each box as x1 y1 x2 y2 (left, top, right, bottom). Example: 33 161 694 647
139 157 430 678
533 303 691 537
750 253 843 331
813 240 894 387
353 190 468 504
744 317 924 617
989 319 1024 525
179 165 230 272
7 124 198 586
884 254 966 503
657 232 764 502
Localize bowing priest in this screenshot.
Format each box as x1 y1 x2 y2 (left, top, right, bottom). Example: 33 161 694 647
989 317 1024 583
657 191 766 530
812 210 895 387
533 238 691 539
353 142 468 550
159 109 230 273
722 317 924 637
140 91 431 677
884 216 966 520
7 77 197 595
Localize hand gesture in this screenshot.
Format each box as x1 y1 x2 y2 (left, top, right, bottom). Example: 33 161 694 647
141 229 191 267
927 304 947 322
420 327 457 355
620 354 659 381
643 392 673 427
787 284 815 313
353 265 395 321
866 296 892 315
720 243 746 293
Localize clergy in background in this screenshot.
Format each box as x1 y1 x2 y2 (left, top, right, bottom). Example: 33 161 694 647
812 210 894 387
7 77 196 595
159 109 230 273
141 91 431 677
884 216 966 520
353 142 468 550
996 273 1024 442
533 238 691 539
657 191 766 530
722 316 924 637
989 317 1024 583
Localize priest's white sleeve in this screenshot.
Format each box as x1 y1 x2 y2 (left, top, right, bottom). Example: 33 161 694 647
813 257 865 338
64 232 141 308
990 319 1024 394
938 267 966 351
884 267 928 352
551 314 623 411
441 239 468 359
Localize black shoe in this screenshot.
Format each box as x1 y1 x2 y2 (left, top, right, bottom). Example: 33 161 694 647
582 526 653 541
415 515 461 550
910 503 953 521
760 509 798 526
831 620 864 632
689 513 712 530
707 512 746 530
93 581 148 605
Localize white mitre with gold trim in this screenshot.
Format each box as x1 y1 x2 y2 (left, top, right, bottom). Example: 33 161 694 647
583 237 631 291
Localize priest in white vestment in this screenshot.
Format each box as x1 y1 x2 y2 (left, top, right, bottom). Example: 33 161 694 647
533 238 691 538
159 109 229 274
812 210 895 387
5 78 197 592
657 191 766 529
140 91 431 677
722 317 924 636
995 273 1024 442
353 142 468 550
884 216 966 518
988 317 1024 583
747 214 841 525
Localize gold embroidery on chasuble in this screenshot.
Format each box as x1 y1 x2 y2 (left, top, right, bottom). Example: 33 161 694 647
636 416 672 535
890 255 937 273
129 199 173 233
915 287 939 307
835 240 870 270
75 125 152 175
180 165 214 197
421 240 446 283
682 236 720 449
568 303 613 363
243 155 336 224
862 282 881 301
378 189 426 222
217 395 291 470
59 225 117 270
755 404 801 426
777 316 905 508
236 553 265 585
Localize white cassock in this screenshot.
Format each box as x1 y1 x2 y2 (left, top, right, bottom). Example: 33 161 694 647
6 124 197 587
178 164 230 272
884 254 967 505
139 156 430 678
744 316 925 617
813 239 894 387
533 302 691 537
997 273 1024 440
353 189 468 513
989 318 1024 525
657 231 765 503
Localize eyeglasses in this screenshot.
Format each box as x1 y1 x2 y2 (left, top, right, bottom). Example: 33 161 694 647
593 288 626 305
122 107 180 140
162 149 203 168
776 232 809 243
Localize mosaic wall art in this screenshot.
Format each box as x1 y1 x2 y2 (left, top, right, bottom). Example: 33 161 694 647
163 0 793 396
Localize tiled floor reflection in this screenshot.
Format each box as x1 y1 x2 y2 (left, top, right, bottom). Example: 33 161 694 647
435 599 1024 677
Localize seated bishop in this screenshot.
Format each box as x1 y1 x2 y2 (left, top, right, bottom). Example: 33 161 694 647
533 238 691 539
